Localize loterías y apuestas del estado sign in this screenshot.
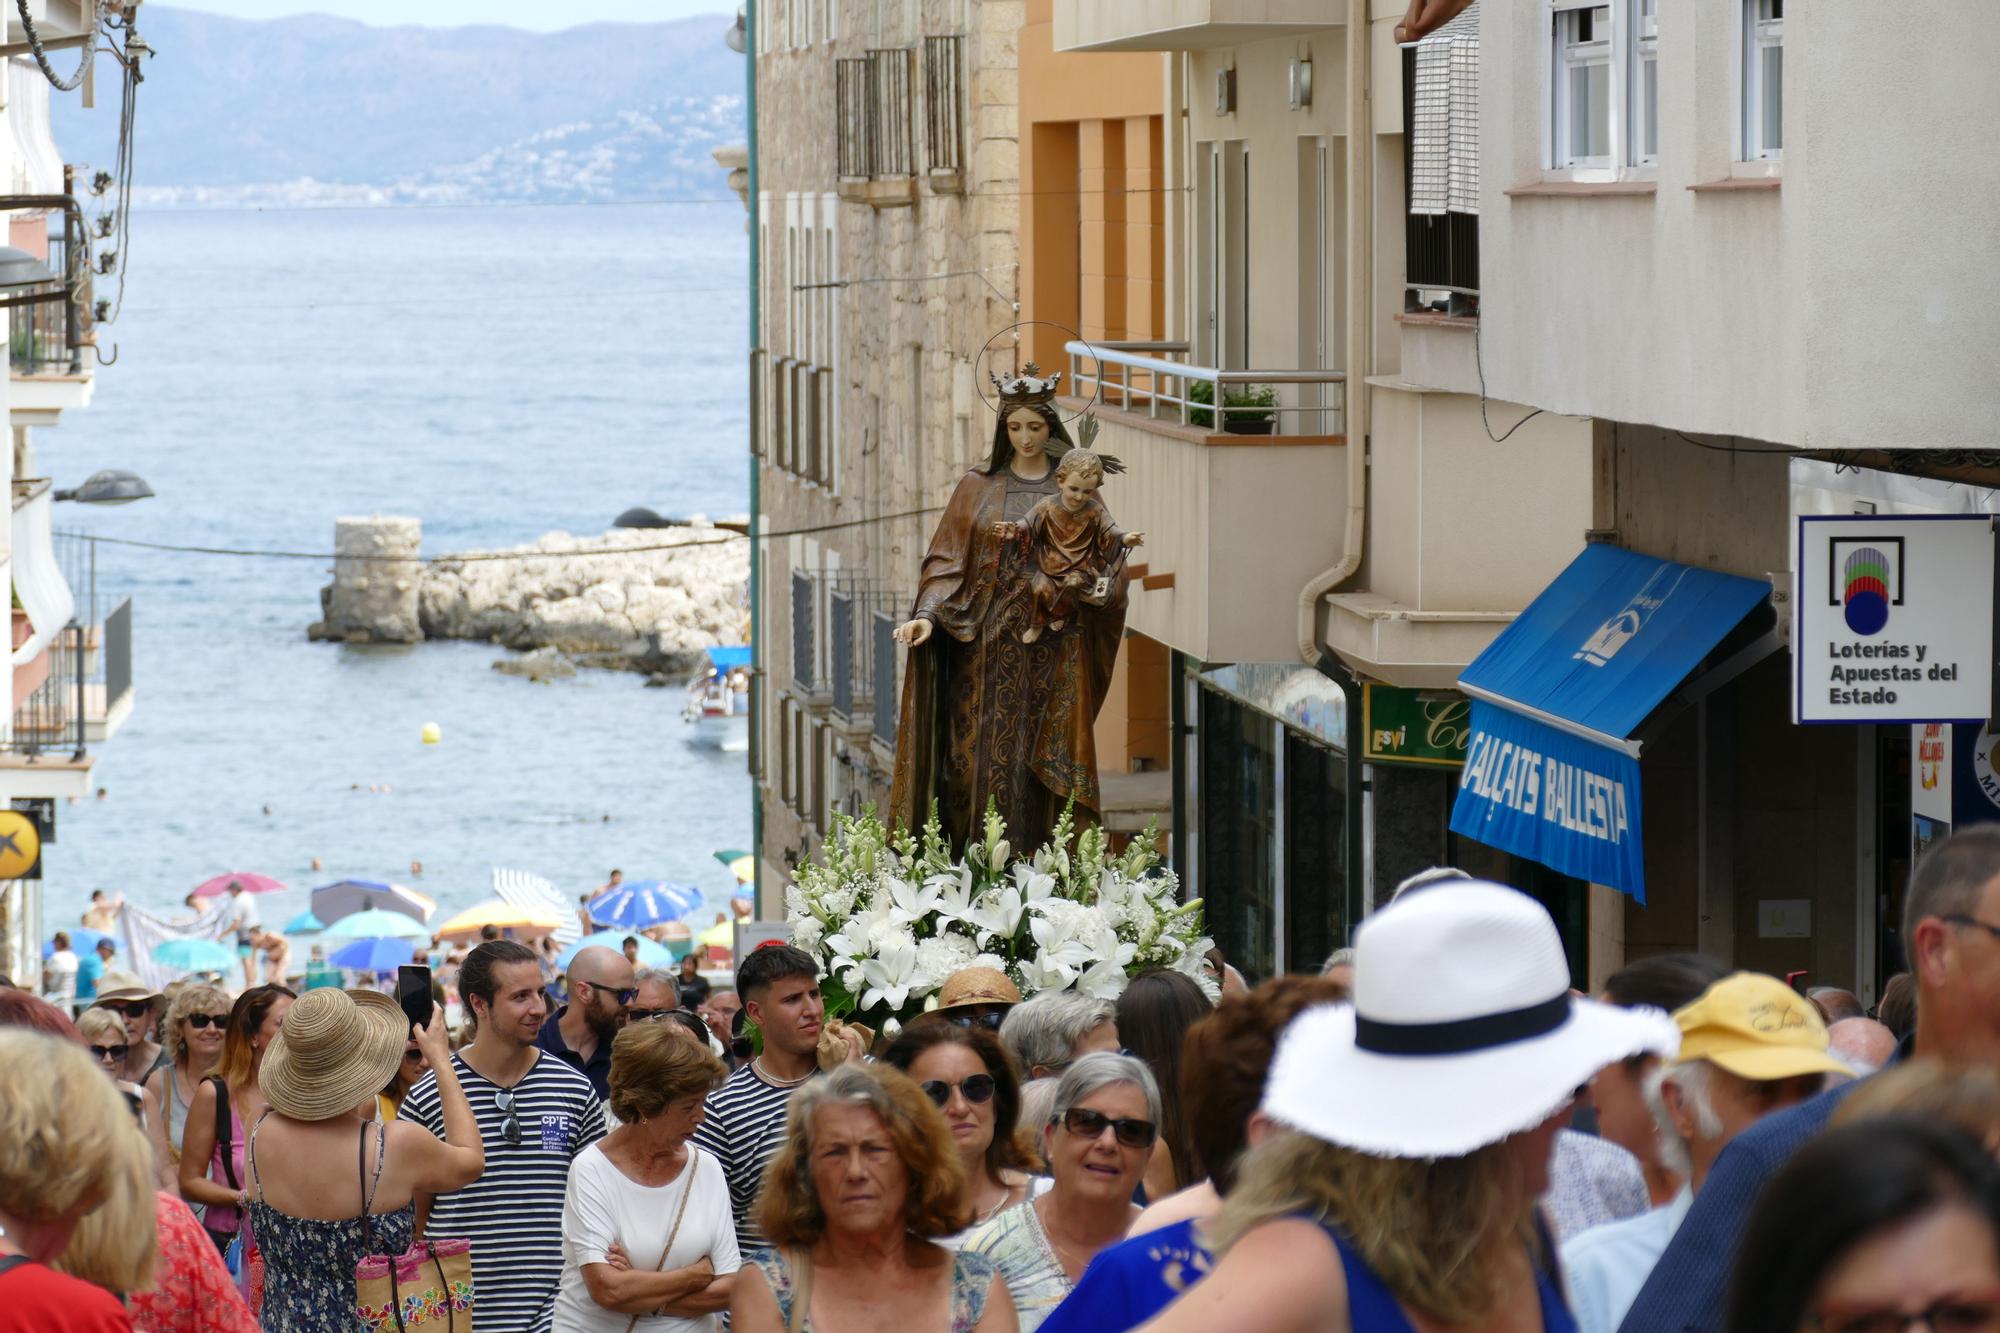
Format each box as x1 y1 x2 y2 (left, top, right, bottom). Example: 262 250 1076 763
1794 514 1995 725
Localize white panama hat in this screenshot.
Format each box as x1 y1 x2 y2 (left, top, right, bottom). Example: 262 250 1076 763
1263 881 1679 1160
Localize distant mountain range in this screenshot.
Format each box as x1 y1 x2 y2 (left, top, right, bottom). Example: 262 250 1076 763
49 6 746 205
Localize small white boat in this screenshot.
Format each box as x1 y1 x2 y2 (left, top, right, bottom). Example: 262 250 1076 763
683 645 751 751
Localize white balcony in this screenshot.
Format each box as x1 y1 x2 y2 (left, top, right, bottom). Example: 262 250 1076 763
1055 0 1340 53
1062 340 1348 664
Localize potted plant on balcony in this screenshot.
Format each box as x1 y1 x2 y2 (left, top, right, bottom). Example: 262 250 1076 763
1222 384 1279 434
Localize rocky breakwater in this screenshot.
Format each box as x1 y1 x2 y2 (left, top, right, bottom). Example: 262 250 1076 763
311 518 749 675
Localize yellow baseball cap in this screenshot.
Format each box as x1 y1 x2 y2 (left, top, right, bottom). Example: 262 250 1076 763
1671 972 1852 1081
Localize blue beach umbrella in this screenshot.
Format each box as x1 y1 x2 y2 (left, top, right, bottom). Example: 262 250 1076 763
44 927 112 958
311 879 435 925
324 908 431 941
587 880 704 931
330 937 416 972
557 930 676 970
283 909 326 935
152 938 238 973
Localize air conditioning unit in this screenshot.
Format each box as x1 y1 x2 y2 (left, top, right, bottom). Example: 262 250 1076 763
1215 67 1236 116
1289 57 1313 110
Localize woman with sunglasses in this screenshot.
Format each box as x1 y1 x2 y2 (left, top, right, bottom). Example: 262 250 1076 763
91 973 170 1085
143 983 234 1193
884 1019 1047 1245
963 1052 1161 1332
180 984 295 1253
377 1036 429 1121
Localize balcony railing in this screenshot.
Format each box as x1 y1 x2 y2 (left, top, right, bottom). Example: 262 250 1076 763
8 234 87 377
3 621 86 760
52 531 135 739
829 582 904 725
922 35 964 176
1403 44 1480 316
1064 341 1346 435
836 57 872 179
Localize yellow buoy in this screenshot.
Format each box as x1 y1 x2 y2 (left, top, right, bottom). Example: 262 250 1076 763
420 722 442 745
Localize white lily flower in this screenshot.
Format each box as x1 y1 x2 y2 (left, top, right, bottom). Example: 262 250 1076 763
1076 943 1138 1000
1011 862 1057 905
1029 909 1096 972
885 875 944 927
860 936 921 1012
927 867 978 926
1017 948 1077 993
967 886 1026 945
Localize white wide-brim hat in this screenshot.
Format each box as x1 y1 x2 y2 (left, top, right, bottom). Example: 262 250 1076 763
1263 881 1679 1160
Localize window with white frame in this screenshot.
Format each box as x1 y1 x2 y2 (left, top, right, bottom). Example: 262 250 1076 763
1552 3 1612 168
1742 0 1782 160
1632 0 1657 165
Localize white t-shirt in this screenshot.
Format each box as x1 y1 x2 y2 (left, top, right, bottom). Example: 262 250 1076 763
44 948 78 1003
227 893 261 938
553 1141 741 1333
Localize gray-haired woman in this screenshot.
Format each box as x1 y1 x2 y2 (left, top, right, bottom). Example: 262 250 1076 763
961 1052 1160 1332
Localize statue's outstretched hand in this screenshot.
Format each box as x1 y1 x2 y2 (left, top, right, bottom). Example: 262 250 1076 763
894 618 933 647
1124 532 1146 548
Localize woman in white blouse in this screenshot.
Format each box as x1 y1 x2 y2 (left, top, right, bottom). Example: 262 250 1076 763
555 1023 739 1332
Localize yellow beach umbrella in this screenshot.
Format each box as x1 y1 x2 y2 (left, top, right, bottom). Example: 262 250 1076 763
434 898 565 943
697 919 734 950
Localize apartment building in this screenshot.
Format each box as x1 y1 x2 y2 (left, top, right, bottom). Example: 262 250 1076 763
1044 0 1999 993
0 2 141 980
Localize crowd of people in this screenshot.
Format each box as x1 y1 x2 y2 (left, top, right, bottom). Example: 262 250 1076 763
3 825 2000 1331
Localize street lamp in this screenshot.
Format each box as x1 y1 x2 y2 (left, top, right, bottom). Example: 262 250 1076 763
54 469 153 505
724 4 746 53
614 506 673 529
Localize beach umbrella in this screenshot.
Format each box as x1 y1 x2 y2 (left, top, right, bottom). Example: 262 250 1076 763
323 908 431 941
43 927 112 958
557 930 675 969
311 879 435 924
713 849 755 884
152 938 237 973
282 909 326 935
192 872 287 899
586 880 704 931
697 920 735 951
330 937 416 972
434 899 565 943
492 866 579 945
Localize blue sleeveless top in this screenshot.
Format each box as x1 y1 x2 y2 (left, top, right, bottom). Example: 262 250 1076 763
1323 1219 1579 1333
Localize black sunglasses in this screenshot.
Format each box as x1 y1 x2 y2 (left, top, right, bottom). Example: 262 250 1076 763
494 1088 523 1147
90 1043 130 1061
582 981 640 1007
186 1012 229 1030
921 1074 996 1108
1062 1107 1157 1149
629 1008 678 1023
946 1011 1005 1032
103 1000 152 1019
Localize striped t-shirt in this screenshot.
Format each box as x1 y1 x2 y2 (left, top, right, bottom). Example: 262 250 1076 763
400 1049 606 1333
691 1061 818 1252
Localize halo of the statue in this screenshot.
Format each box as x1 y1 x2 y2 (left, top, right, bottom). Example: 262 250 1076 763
976 320 1102 426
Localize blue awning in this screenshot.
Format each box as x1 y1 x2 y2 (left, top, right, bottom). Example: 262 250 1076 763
704 645 753 671
1449 545 1772 903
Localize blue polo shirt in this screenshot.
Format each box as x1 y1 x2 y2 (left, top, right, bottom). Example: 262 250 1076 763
74 951 105 1002
535 1007 613 1098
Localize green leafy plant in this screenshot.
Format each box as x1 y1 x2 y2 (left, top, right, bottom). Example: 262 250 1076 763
1187 380 1278 429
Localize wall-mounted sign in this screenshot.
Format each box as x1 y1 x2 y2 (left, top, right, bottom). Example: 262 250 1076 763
0 810 42 880
1361 685 1471 768
1794 516 1995 724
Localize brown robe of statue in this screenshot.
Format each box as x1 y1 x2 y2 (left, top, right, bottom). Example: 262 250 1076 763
888 458 1129 854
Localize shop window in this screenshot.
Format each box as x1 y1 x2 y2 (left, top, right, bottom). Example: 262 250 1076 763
1198 684 1278 982
1283 729 1346 973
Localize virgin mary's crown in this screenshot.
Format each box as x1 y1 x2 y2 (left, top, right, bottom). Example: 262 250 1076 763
990 363 1062 409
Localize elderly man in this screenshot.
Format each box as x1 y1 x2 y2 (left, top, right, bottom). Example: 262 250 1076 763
1566 972 1841 1333
1622 826 2000 1333
1827 1015 1898 1076
535 943 634 1098
999 989 1119 1081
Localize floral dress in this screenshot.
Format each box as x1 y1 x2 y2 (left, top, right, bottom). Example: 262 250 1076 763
247 1113 416 1333
751 1248 997 1332
129 1190 261 1333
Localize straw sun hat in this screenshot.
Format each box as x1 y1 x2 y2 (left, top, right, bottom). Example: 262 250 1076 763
260 988 410 1121
1263 881 1680 1160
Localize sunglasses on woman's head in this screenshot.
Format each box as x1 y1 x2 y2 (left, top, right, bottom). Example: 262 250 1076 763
90 1043 130 1061
186 1012 228 1030
921 1074 997 1107
1061 1107 1157 1149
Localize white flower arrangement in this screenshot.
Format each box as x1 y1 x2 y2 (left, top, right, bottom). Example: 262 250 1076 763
788 803 1213 1027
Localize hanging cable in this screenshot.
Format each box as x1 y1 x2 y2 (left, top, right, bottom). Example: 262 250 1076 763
13 0 90 90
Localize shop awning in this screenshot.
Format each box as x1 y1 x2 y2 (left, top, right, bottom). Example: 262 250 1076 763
1448 544 1774 903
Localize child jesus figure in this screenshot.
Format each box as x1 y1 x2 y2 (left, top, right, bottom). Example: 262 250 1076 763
1010 448 1144 644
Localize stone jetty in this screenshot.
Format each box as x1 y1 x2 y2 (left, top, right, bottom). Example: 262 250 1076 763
311 517 749 674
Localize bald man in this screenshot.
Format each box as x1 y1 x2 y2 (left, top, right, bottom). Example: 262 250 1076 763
1827 1016 1899 1077
536 943 635 1097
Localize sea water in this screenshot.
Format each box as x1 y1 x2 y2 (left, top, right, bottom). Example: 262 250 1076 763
35 201 753 930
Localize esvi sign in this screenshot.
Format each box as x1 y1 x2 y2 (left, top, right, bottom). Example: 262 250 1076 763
1795 515 1995 724
1449 701 1648 902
